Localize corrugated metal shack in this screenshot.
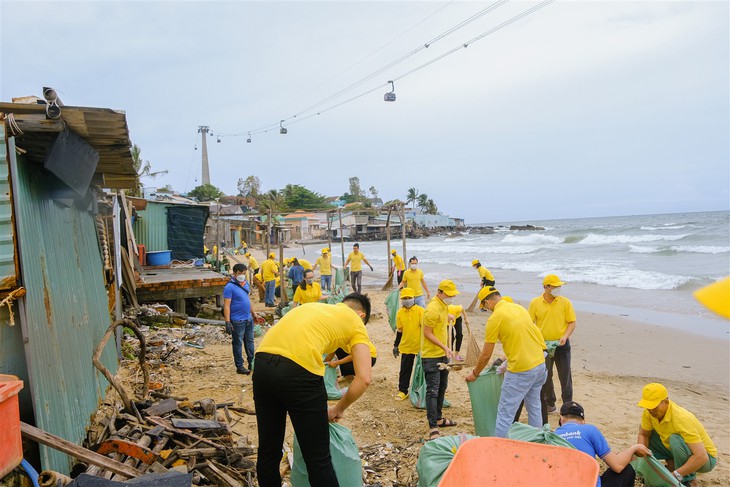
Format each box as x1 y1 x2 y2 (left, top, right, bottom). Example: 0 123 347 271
0 99 137 473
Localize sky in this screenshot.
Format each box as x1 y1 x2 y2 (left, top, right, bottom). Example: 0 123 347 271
1 0 728 224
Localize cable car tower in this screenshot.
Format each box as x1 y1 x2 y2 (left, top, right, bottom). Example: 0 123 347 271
197 126 211 185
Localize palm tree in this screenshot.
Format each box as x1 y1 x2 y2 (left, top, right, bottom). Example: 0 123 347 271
406 188 419 208
417 193 429 211
131 144 168 196
426 198 439 215
258 189 287 212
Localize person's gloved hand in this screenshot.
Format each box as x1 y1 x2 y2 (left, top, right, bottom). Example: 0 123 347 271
497 361 508 375
392 346 399 358
225 321 233 335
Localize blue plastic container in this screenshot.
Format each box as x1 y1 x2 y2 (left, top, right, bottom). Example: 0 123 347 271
146 250 172 266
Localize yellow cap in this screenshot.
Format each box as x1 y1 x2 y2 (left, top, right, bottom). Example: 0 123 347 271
637 383 668 409
694 277 730 319
438 279 460 297
268 252 276 259
478 286 500 303
400 288 415 299
391 249 397 254
245 252 251 257
543 274 565 287
471 259 480 266
502 296 514 303
322 248 329 254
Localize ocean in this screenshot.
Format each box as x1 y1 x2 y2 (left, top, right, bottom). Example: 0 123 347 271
293 211 729 338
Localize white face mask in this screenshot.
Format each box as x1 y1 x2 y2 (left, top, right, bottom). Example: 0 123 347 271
236 274 246 283
550 287 562 297
402 298 415 308
305 278 314 285
409 264 417 270
442 296 454 305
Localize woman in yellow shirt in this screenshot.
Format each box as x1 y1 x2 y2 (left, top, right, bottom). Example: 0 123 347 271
292 270 324 307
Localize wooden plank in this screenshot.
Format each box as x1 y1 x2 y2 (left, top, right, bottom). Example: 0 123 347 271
21 422 141 479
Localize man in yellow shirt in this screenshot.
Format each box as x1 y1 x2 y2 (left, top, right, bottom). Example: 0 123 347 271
245 252 259 275
399 256 430 308
261 252 280 307
292 269 323 307
390 249 406 284
344 243 373 293
472 259 495 287
253 294 374 487
313 248 334 291
528 274 576 414
637 383 717 486
393 288 424 401
422 280 460 439
466 286 547 437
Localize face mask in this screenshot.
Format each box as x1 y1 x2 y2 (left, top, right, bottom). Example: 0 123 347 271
402 298 415 308
236 275 246 283
550 287 562 297
409 264 417 270
442 296 454 305
305 278 314 285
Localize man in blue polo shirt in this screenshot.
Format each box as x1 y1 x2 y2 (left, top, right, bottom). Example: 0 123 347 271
556 401 650 487
224 263 253 375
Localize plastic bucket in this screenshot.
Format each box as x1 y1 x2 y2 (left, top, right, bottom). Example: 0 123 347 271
439 437 599 486
0 375 24 478
147 250 172 266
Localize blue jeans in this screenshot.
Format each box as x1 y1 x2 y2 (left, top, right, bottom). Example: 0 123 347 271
414 295 426 308
422 356 449 428
232 319 254 368
320 274 332 291
265 280 276 306
495 362 547 437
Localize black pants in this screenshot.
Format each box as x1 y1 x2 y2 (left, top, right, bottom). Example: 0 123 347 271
252 352 339 487
422 356 449 428
601 464 636 487
398 353 416 394
451 317 463 352
542 339 573 408
334 348 376 376
513 397 548 426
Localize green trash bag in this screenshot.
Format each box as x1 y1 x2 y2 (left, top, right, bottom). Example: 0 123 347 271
324 363 347 400
385 288 400 332
334 268 346 288
291 422 363 487
631 456 681 487
467 365 503 436
507 423 575 449
545 340 560 358
416 433 476 487
410 355 450 410
253 324 263 337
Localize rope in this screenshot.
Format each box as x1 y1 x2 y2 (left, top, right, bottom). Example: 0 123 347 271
0 288 26 326
170 259 197 269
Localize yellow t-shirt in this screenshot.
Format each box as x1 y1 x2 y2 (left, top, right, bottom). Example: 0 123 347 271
392 254 405 271
402 268 425 297
315 255 332 275
293 282 322 304
485 300 546 373
478 266 495 282
343 340 377 358
528 295 576 341
421 297 449 358
247 256 259 270
257 303 373 376
448 304 463 320
261 258 279 283
641 401 717 457
396 305 424 355
347 252 365 272
299 259 313 271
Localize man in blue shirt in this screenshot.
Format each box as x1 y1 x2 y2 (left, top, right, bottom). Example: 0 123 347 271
287 258 305 289
224 263 253 375
556 401 651 487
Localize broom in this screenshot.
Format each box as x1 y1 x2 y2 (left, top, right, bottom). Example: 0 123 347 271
381 270 394 291
463 317 481 368
465 292 480 312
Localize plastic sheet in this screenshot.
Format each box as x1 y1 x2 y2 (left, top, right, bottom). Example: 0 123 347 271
631 455 681 487
507 423 575 449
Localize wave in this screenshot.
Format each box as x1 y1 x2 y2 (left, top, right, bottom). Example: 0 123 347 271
629 244 729 255
640 225 689 230
406 244 542 255
579 233 689 244
500 234 563 245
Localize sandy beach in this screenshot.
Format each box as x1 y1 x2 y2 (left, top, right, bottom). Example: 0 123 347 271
135 249 729 486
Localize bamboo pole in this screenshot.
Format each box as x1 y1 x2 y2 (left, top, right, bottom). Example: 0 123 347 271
338 208 345 267
382 206 394 291
266 209 272 258
327 211 333 252
399 202 407 260
279 239 288 305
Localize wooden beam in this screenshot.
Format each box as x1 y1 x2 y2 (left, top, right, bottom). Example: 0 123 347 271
7 114 64 133
21 422 141 479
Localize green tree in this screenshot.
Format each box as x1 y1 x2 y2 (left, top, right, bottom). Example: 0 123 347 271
369 186 379 199
426 198 439 215
237 175 261 197
258 189 287 212
348 177 365 201
417 193 429 211
282 184 326 209
406 187 419 208
188 183 223 202
130 144 168 197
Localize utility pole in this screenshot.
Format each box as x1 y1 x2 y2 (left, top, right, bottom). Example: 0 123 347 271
198 126 211 185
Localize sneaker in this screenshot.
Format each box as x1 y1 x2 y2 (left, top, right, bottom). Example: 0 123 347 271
395 392 408 401
546 405 557 414
236 366 251 375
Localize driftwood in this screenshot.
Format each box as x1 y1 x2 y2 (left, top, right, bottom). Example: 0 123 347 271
38 470 73 487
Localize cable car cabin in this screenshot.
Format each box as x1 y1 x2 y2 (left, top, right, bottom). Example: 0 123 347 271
384 92 396 102
279 127 287 134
